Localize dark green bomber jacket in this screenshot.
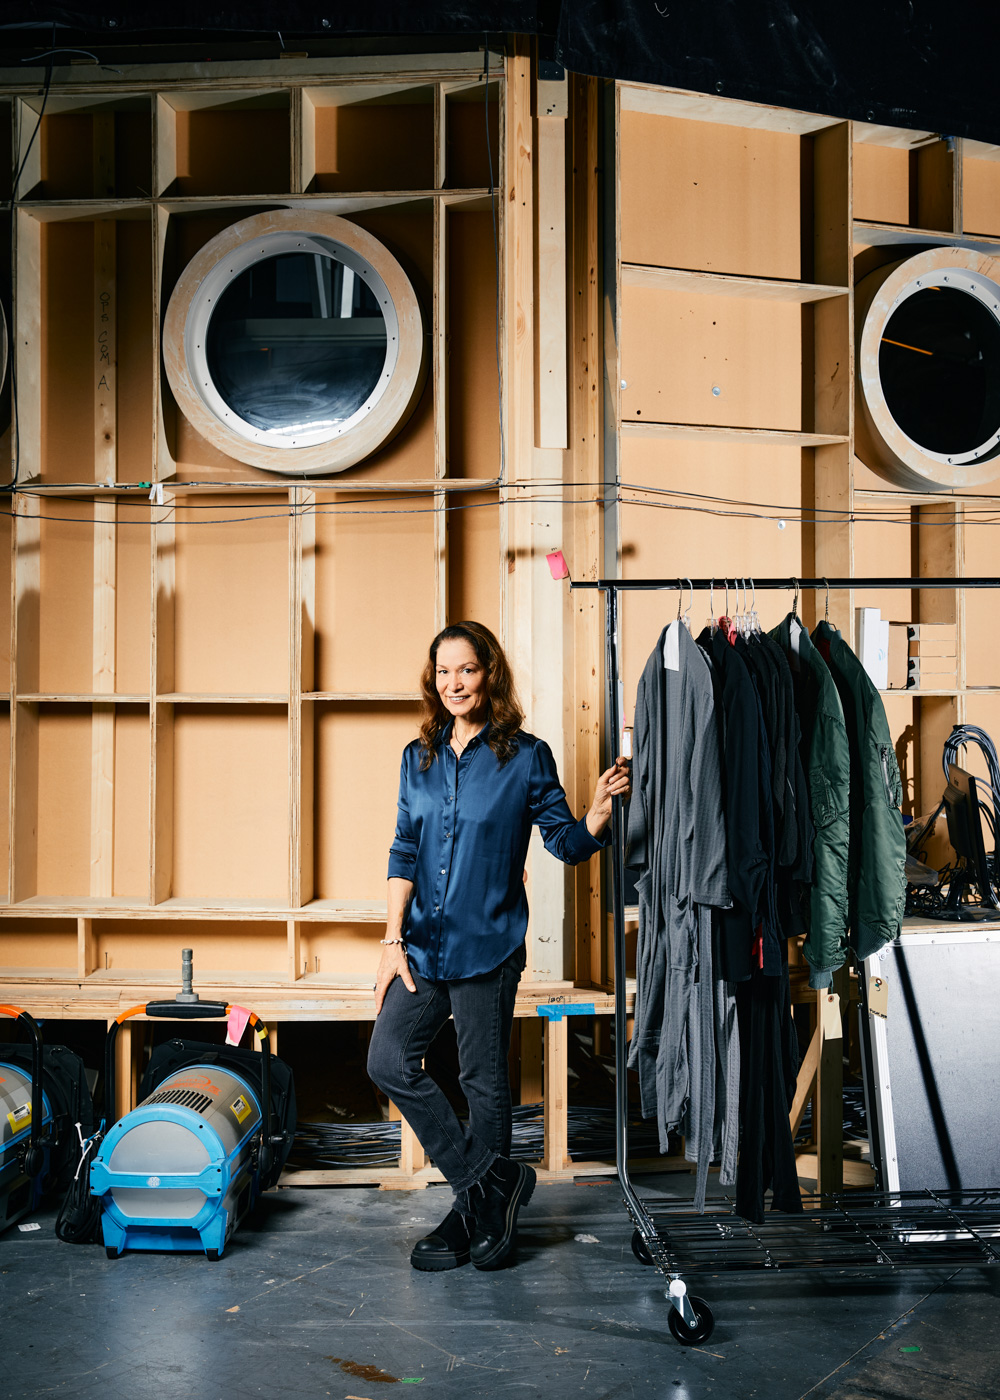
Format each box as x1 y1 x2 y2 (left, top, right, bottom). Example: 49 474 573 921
770 615 850 989
813 621 906 965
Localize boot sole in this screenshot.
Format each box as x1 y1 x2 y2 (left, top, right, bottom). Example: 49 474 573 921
410 1248 471 1272
471 1163 536 1270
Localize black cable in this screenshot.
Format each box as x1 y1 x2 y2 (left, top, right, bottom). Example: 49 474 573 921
53 1124 104 1244
290 1102 661 1168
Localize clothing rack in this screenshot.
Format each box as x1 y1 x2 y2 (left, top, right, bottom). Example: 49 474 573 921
568 575 1000 1345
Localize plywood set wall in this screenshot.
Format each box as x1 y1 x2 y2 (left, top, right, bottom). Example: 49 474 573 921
611 85 1000 824
0 48 605 1039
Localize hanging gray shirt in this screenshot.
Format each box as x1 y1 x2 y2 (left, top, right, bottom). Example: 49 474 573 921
626 623 730 1201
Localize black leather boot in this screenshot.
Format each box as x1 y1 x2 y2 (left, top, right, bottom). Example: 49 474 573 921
410 1208 474 1272
468 1156 536 1270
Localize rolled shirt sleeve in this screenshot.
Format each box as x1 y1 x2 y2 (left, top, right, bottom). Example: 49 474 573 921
528 739 609 864
387 750 419 881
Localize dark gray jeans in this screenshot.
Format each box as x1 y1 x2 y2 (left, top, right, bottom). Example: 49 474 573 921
367 943 526 1200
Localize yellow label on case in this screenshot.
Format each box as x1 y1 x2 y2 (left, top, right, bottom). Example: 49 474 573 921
230 1095 252 1125
869 976 889 1019
7 1102 31 1133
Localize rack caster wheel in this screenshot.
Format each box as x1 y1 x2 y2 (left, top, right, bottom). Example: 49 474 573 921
668 1296 714 1346
105 1246 120 1260
205 1249 221 1262
631 1229 654 1266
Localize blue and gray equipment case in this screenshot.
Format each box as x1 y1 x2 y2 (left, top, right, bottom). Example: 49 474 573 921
91 990 291 1260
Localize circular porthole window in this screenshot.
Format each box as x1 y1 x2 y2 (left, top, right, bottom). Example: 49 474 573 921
163 211 426 474
856 247 1000 490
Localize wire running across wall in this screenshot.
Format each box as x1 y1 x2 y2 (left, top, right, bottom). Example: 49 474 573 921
7 481 1000 530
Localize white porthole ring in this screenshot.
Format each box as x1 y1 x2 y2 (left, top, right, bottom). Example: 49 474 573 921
162 209 426 475
856 246 1000 491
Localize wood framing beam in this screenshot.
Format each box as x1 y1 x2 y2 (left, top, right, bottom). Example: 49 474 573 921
519 1014 543 1104
815 985 844 1193
77 917 97 980
813 442 854 638
94 220 117 486
287 918 302 983
534 95 568 449
13 211 41 482
399 1117 427 1176
433 201 448 627
789 1024 820 1139
294 488 316 909
568 74 604 988
91 500 117 899
433 83 446 190
12 495 40 904
916 502 963 810
92 111 115 200
542 1015 570 1171
914 138 959 234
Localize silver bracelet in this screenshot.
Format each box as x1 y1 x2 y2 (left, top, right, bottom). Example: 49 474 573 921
380 936 407 947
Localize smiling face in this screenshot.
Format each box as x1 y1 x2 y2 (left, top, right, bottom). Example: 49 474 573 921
435 636 488 725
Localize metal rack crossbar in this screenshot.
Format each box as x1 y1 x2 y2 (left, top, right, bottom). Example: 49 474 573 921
569 575 1000 1345
636 1189 1000 1273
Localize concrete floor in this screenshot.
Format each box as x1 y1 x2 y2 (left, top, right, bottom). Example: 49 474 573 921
2 1176 999 1400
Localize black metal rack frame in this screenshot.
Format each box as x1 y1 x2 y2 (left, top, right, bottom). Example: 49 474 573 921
568 575 1000 1344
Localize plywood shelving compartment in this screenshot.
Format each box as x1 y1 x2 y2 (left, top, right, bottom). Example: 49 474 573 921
1 49 611 1187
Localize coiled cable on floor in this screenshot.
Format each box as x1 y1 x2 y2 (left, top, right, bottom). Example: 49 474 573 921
54 1123 103 1244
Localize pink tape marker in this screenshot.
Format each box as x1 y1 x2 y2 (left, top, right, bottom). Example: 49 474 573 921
546 550 569 580
226 1004 251 1047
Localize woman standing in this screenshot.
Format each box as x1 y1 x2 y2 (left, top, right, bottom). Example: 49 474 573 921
368 621 629 1272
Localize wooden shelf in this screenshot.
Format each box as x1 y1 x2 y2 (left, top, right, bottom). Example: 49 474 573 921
854 221 1000 256
0 969 626 1023
881 687 1000 698
302 692 422 703
16 693 149 703
0 897 388 921
902 915 1000 934
621 422 849 448
155 693 288 704
621 263 848 303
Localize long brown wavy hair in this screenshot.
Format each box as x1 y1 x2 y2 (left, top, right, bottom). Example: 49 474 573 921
418 622 524 770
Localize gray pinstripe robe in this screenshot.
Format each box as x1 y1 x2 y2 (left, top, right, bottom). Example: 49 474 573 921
626 623 731 1206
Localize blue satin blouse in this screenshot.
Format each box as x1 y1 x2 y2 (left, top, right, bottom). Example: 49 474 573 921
387 723 607 981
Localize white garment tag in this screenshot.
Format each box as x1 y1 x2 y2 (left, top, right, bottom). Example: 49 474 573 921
789 615 805 656
820 991 842 1041
663 621 681 671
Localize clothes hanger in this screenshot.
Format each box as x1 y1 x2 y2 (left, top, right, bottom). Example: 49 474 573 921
682 578 693 633
791 577 799 619
750 577 761 635
823 577 830 622
709 579 717 635
741 578 753 639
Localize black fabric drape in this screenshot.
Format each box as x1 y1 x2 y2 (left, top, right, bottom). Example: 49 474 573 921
4 1 999 146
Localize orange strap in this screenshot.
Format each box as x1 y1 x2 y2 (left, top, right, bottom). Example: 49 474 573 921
115 1004 148 1025
0 1005 26 1020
